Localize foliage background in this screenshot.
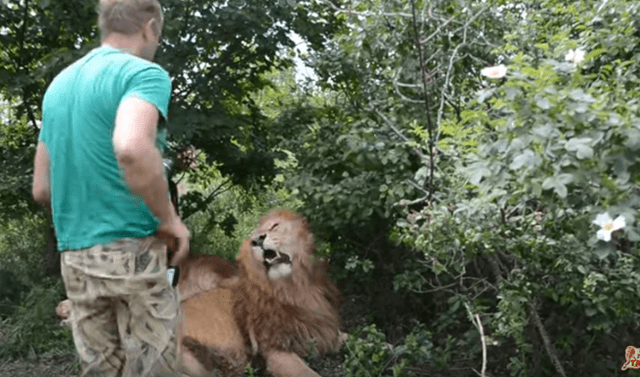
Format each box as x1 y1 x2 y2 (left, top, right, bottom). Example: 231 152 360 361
1 0 640 376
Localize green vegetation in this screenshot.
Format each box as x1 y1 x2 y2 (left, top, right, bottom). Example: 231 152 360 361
2 0 640 376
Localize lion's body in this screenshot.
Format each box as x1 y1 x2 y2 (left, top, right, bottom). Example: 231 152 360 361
177 253 238 301
180 209 344 377
180 287 248 376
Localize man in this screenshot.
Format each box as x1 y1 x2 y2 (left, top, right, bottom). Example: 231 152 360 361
32 0 189 376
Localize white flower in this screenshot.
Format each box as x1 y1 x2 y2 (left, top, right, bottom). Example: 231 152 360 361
592 212 625 242
565 48 586 64
480 64 507 79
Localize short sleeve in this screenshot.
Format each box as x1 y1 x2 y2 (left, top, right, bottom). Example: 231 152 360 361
39 95 52 144
38 122 48 144
122 65 172 121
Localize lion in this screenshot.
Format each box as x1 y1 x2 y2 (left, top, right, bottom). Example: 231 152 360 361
57 209 346 377
180 209 345 377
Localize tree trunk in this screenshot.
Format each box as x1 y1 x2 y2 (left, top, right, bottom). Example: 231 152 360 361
43 221 60 276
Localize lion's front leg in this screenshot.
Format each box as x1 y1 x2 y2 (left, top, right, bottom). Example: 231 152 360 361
264 351 321 377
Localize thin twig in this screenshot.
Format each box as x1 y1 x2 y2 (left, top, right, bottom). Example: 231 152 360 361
528 301 567 377
181 178 232 220
476 314 487 377
394 196 429 207
16 0 39 131
436 7 487 139
410 0 436 204
465 305 487 377
405 179 429 194
370 106 426 161
317 0 415 19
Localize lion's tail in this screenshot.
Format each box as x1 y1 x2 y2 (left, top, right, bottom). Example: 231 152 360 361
182 336 244 377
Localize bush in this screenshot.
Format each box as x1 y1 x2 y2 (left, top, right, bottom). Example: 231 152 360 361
0 267 28 318
343 324 433 377
0 278 72 358
0 212 73 358
0 215 48 285
395 0 640 375
0 214 50 319
180 162 303 260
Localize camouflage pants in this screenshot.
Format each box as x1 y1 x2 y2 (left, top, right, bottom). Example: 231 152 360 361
60 236 182 377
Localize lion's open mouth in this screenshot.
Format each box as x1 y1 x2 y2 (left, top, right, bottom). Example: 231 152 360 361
260 248 293 279
263 248 291 267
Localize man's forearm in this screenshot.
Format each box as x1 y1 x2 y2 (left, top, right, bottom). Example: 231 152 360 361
117 144 175 224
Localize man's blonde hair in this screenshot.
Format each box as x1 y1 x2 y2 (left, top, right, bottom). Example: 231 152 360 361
98 0 163 40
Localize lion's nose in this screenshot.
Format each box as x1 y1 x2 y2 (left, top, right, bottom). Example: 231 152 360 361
252 234 266 247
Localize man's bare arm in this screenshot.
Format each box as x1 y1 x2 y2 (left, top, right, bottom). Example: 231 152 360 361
112 97 176 224
113 96 190 266
32 142 52 214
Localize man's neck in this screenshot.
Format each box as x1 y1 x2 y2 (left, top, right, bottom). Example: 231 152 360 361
102 33 144 58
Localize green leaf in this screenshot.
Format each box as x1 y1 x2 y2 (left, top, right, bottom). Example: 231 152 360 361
509 149 536 170
534 43 550 51
477 88 496 104
594 242 613 260
627 229 640 242
542 173 573 198
535 96 552 110
585 48 606 61
623 128 640 150
505 86 519 100
569 89 596 103
555 182 568 198
467 162 487 185
565 137 594 159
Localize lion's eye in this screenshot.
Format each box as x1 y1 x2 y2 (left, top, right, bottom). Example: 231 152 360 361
263 249 277 259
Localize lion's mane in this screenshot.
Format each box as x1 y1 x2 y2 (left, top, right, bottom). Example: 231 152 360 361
233 211 342 357
180 209 343 376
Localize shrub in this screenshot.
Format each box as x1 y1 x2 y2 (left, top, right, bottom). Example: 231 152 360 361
343 324 433 377
0 278 72 358
396 0 640 375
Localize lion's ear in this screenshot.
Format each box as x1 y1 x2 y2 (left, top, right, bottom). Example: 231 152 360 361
300 216 313 232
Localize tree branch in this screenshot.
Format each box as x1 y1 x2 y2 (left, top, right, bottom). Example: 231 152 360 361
394 196 429 207
528 301 567 377
182 178 232 221
410 0 436 204
435 7 487 141
16 0 39 131
370 105 426 161
464 303 487 377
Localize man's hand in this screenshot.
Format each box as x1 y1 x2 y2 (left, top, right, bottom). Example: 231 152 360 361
156 215 191 267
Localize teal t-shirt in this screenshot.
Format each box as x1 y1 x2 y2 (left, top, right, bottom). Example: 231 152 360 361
39 45 172 251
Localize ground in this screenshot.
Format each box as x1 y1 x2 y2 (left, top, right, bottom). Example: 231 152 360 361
0 294 369 377
0 352 78 377
0 291 506 377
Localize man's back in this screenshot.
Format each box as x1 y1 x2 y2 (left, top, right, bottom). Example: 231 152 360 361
41 45 171 251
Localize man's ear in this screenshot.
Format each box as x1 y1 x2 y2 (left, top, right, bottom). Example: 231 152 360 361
144 18 161 41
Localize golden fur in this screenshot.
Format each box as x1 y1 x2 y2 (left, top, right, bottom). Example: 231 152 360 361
177 253 238 301
180 209 344 377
